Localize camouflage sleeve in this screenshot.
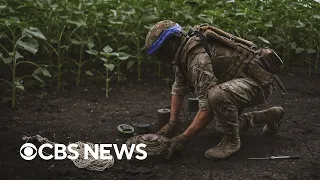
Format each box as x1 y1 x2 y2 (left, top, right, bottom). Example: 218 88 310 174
188 53 218 111
171 67 192 96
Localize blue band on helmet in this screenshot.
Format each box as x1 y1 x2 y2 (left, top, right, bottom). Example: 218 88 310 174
147 23 182 55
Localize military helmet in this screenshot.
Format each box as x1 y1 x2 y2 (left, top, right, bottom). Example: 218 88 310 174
145 20 182 55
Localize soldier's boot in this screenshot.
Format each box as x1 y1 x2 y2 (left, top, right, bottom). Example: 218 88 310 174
204 129 241 159
250 106 284 135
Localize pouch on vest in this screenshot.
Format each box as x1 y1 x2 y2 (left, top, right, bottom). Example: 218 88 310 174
195 25 285 89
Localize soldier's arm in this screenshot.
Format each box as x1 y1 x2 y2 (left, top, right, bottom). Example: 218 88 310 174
169 95 185 122
183 110 212 139
170 70 192 122
182 53 218 139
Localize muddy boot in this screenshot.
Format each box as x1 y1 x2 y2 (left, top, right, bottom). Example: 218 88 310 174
204 129 241 159
251 106 284 136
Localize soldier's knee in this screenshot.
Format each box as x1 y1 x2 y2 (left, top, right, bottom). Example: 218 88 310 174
208 86 228 106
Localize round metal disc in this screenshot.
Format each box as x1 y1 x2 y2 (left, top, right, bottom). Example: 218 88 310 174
126 134 170 155
142 134 158 141
117 124 134 134
157 108 170 113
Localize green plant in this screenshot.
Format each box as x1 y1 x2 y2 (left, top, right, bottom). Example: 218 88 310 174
0 18 50 107
1 0 320 107
86 45 114 97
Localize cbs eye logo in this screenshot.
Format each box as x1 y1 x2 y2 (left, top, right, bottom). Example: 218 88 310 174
20 143 37 160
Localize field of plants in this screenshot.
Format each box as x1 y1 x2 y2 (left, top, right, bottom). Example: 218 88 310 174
1 1 320 180
0 0 320 107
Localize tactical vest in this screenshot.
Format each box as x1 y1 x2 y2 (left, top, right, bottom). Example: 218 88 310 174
172 24 286 92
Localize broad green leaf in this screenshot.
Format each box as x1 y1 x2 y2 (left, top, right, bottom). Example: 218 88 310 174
0 33 8 40
104 63 115 71
0 5 6 9
0 52 12 64
296 48 304 54
33 75 44 84
99 57 108 62
49 3 58 10
17 38 39 54
50 39 58 44
71 39 86 45
235 13 246 16
144 25 153 30
25 27 47 40
296 20 305 28
141 15 158 22
110 9 117 17
16 82 24 91
307 49 317 54
33 67 42 75
86 50 98 56
87 41 94 49
100 52 108 57
312 15 320 19
118 52 130 60
66 18 86 27
103 45 113 53
109 52 119 57
86 70 93 76
9 51 23 60
108 20 123 25
264 22 273 27
3 57 12 64
258 36 270 44
5 19 11 26
42 68 51 77
126 61 135 70
15 51 23 60
198 16 210 23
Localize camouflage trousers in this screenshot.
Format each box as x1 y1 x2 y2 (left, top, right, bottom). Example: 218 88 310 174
208 77 273 134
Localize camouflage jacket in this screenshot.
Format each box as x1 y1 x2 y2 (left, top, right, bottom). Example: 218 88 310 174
171 35 247 111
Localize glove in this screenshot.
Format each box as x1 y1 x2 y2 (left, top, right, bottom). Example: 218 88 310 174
166 133 189 160
156 120 178 138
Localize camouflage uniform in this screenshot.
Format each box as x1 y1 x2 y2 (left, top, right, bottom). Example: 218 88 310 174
145 20 284 159
171 38 274 133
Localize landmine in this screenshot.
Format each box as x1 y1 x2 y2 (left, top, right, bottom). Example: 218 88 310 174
126 133 170 155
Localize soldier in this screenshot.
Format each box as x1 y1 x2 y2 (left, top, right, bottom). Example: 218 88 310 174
145 20 285 160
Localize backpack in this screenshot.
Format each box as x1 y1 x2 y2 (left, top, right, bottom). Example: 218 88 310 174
173 23 286 92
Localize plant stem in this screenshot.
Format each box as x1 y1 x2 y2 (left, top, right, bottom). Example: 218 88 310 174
316 52 319 74
106 66 109 98
11 36 17 108
76 44 84 86
57 25 66 89
117 58 120 84
57 47 61 89
76 27 85 86
137 60 141 81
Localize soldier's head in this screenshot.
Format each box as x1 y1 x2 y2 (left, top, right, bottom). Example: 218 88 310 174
145 20 184 64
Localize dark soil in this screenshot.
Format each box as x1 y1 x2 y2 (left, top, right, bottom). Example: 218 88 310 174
0 72 320 180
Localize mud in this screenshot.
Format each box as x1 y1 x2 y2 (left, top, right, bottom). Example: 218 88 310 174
0 72 319 180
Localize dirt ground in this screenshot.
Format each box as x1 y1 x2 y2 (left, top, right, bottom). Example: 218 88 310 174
0 71 319 180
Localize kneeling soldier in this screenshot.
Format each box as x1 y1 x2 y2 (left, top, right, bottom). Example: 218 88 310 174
145 20 285 160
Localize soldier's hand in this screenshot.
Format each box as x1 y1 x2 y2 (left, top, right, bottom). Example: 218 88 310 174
166 133 189 160
156 120 178 138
